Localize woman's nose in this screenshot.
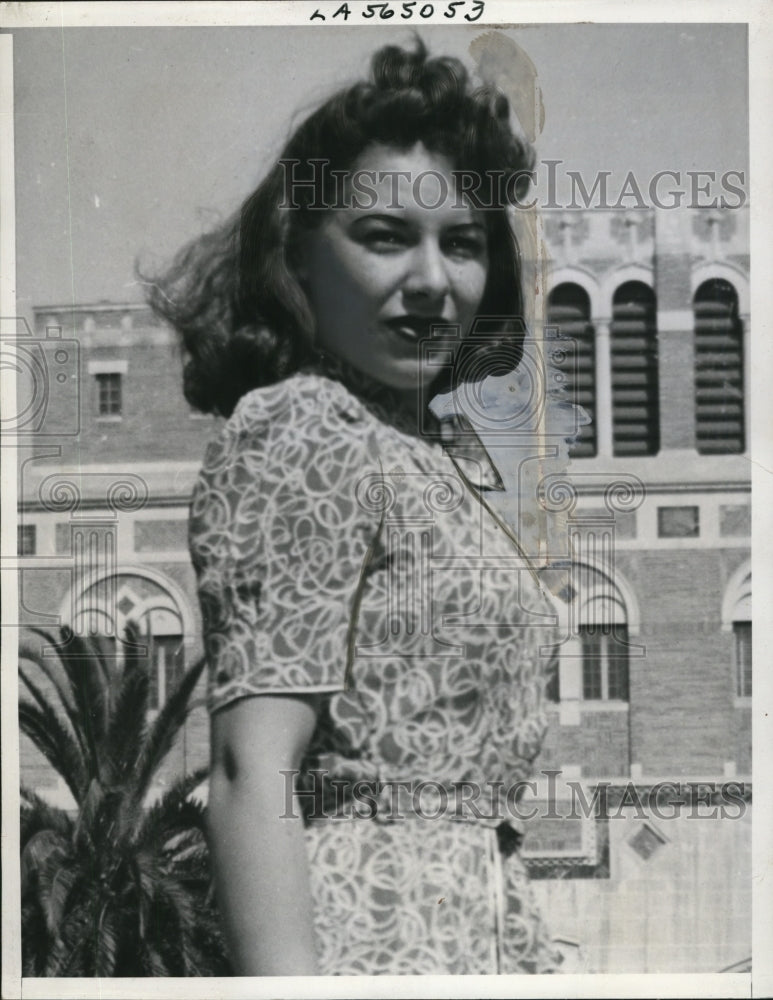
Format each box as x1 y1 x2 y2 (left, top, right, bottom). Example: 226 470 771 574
402 239 450 305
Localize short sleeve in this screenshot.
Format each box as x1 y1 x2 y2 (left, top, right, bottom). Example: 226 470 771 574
189 373 377 713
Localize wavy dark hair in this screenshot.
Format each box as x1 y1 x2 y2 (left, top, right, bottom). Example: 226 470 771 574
143 39 536 417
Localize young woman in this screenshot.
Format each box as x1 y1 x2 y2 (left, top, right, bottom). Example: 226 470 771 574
148 39 573 976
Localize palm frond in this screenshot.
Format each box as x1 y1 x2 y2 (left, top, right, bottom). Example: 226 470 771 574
21 895 52 976
164 826 208 860
152 876 199 949
80 630 118 739
59 666 104 780
18 700 87 803
17 663 89 782
143 945 172 978
19 625 224 977
74 779 109 858
129 656 207 807
130 853 158 934
20 787 74 847
38 856 81 938
43 900 91 976
94 903 119 977
20 829 70 894
19 630 91 761
131 766 209 848
73 778 122 859
56 628 119 776
102 649 151 787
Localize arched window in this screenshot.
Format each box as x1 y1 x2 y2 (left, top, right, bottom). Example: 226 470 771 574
611 281 659 456
72 572 185 710
547 563 632 706
693 279 745 454
546 283 596 457
722 564 751 698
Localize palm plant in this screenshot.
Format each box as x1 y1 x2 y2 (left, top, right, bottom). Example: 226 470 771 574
19 624 230 976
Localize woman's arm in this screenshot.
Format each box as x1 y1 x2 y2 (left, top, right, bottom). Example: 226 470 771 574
207 693 321 976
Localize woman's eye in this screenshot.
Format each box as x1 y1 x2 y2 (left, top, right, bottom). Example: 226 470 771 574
362 229 405 250
445 235 486 258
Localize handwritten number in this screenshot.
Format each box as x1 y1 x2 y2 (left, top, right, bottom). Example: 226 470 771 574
310 0 484 23
363 2 395 16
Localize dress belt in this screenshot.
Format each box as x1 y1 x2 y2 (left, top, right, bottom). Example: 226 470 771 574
303 785 524 852
297 768 528 859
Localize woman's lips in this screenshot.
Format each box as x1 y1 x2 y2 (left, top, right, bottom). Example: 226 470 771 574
384 316 450 342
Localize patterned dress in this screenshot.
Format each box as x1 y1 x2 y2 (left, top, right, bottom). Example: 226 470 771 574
188 355 562 975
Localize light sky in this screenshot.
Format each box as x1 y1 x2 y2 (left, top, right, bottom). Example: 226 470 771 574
8 23 748 313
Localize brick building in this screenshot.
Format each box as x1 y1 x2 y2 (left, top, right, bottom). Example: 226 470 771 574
530 205 751 973
15 205 751 972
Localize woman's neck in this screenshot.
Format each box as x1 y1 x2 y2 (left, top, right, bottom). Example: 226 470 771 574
306 351 443 440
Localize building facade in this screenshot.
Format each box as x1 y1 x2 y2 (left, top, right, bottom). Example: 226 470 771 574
15 205 751 973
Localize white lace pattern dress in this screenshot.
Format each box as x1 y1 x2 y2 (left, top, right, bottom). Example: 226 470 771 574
188 357 563 975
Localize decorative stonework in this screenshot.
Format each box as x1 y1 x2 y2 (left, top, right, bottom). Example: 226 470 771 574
719 504 750 538
692 210 737 244
545 212 591 248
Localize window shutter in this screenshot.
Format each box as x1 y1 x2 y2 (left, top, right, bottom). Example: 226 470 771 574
547 284 596 457
693 279 744 454
611 282 659 456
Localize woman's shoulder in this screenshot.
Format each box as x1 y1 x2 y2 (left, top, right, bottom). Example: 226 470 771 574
197 369 375 480
194 369 378 506
230 368 370 437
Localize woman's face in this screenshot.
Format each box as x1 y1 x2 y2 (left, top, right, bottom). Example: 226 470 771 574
300 142 490 392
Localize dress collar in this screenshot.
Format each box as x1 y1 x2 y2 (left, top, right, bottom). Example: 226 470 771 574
299 352 506 491
301 351 445 441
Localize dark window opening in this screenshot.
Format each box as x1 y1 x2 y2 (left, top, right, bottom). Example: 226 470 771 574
658 506 700 539
18 524 37 556
545 646 560 702
734 621 751 698
96 372 123 416
547 283 596 458
580 624 629 701
611 281 659 456
148 635 185 710
693 279 744 454
121 632 185 710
